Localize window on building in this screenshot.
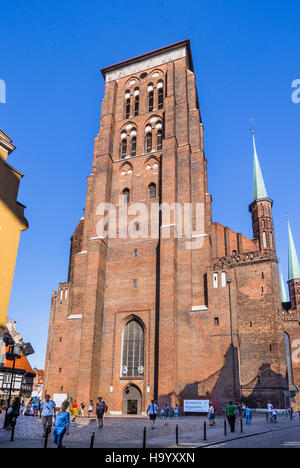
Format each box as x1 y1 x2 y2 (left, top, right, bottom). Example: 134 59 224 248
59 368 62 373
122 188 130 204
156 129 162 150
121 319 144 377
157 82 164 109
131 136 137 157
213 273 218 288
121 139 127 159
214 317 219 326
134 249 138 257
148 88 154 112
262 231 267 248
269 232 273 249
134 222 140 231
148 183 156 199
125 97 130 119
133 279 138 288
221 272 226 288
134 93 139 116
145 133 152 153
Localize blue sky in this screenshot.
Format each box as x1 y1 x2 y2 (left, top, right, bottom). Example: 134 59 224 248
1 0 300 368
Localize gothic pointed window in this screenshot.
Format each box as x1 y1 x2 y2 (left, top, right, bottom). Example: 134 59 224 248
131 136 137 157
157 82 164 109
121 139 127 159
148 85 154 112
121 319 144 377
156 129 162 151
125 92 131 119
145 133 152 153
149 183 156 199
122 188 130 204
134 90 139 116
262 231 267 248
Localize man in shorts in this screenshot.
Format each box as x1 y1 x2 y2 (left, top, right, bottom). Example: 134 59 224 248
147 400 158 429
96 397 108 428
40 395 56 437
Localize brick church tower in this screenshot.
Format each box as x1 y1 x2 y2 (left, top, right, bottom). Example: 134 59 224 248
44 41 289 413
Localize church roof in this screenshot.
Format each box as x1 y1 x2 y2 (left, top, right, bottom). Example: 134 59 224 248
252 132 268 201
288 221 300 281
280 271 289 303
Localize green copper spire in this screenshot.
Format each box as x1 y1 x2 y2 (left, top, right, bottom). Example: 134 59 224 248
252 131 268 201
280 271 289 303
288 221 300 281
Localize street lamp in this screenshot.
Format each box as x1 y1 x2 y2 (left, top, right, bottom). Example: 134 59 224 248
3 340 34 428
227 279 237 403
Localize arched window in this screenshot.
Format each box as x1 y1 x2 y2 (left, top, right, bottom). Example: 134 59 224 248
156 129 162 150
134 90 139 116
157 82 164 109
145 132 152 153
122 188 130 204
148 85 154 112
213 273 218 288
221 272 227 288
149 183 156 199
121 139 127 159
131 137 137 157
269 232 273 249
125 96 131 119
121 319 144 377
262 231 267 249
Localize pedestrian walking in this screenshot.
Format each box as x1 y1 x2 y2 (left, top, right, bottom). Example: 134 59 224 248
147 400 158 429
226 401 237 433
40 394 56 437
53 402 70 449
210 401 217 425
70 400 78 421
267 401 274 422
20 401 25 414
80 402 85 418
208 404 215 426
272 409 277 423
96 397 108 428
174 404 180 419
88 400 94 417
7 398 21 430
245 406 252 425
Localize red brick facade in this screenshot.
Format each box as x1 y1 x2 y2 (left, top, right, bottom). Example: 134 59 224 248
44 41 299 413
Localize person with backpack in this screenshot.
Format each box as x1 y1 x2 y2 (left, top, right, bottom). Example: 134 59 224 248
96 396 108 428
173 404 180 419
147 400 158 429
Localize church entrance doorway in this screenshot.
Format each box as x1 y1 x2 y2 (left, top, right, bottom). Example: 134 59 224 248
122 385 142 415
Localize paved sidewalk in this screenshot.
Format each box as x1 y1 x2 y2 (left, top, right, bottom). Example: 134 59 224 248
0 413 298 448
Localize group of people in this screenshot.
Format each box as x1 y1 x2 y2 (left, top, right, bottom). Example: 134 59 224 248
146 400 180 429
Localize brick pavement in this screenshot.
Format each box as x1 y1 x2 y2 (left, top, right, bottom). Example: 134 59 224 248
0 413 298 448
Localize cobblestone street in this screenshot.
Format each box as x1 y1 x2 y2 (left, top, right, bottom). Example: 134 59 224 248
0 413 299 448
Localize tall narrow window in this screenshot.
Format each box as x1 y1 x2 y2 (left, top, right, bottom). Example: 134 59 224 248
269 232 273 249
156 129 162 150
122 188 130 205
213 273 218 289
134 92 139 116
145 133 152 153
148 85 154 112
121 139 127 159
125 100 130 119
131 137 137 157
262 231 267 248
157 82 164 109
221 272 227 288
121 319 144 377
149 183 156 199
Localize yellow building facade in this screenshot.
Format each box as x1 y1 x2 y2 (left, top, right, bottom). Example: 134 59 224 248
0 130 28 362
